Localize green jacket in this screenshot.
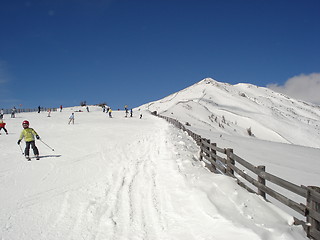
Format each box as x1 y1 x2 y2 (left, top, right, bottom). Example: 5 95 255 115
19 128 38 142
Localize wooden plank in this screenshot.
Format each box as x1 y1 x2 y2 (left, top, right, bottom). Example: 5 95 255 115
308 207 320 222
236 179 257 194
211 160 228 175
201 146 211 156
229 164 257 188
211 159 227 174
202 160 216 173
229 152 258 174
310 228 320 240
211 145 225 154
214 154 228 165
258 185 306 216
229 164 306 216
309 186 320 202
200 139 212 148
200 152 227 174
293 217 307 228
200 151 209 160
259 172 307 198
200 152 214 164
199 152 218 173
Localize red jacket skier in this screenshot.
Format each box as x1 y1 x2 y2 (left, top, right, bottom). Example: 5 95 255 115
0 120 8 135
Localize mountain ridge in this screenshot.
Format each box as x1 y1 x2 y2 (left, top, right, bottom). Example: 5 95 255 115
142 78 320 148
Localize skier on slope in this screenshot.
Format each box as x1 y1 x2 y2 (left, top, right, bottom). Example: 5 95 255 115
68 113 75 124
17 120 40 160
11 107 17 118
0 119 8 135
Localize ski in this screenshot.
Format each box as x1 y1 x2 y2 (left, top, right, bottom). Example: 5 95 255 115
28 155 41 160
22 155 61 161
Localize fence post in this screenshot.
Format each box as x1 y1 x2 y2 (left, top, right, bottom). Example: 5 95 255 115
257 165 266 200
226 148 235 176
196 134 201 146
199 138 215 172
205 139 216 172
199 138 203 161
306 186 320 239
211 143 217 172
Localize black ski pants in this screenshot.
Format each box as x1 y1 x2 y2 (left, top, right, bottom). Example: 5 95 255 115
0 127 7 134
25 141 39 156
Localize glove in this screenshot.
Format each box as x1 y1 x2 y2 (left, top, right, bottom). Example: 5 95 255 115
17 140 21 145
36 135 40 140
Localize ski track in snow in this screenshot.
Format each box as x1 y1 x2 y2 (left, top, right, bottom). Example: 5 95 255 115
0 109 308 240
1 117 174 240
41 120 196 240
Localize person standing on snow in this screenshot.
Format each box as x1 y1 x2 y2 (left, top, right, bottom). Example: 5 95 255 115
17 120 40 160
0 119 8 135
11 107 17 118
68 113 75 124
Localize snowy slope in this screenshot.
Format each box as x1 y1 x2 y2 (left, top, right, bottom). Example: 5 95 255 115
0 107 308 239
141 78 320 221
143 78 320 148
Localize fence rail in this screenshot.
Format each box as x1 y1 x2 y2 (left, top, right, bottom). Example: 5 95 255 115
1 108 57 115
156 113 320 240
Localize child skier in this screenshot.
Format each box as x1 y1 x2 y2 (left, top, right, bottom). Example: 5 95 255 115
17 120 40 160
0 120 8 135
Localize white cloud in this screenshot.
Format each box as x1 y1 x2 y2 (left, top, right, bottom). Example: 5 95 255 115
267 73 320 105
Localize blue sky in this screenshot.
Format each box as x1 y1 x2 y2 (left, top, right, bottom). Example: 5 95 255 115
1 0 320 109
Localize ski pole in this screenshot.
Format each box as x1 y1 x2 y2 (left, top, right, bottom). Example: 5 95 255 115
18 144 24 155
39 139 55 151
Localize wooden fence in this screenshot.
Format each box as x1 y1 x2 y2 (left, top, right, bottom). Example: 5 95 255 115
1 108 57 115
156 113 320 240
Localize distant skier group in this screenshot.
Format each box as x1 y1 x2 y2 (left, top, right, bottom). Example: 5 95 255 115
1 104 143 161
103 105 142 119
102 106 113 118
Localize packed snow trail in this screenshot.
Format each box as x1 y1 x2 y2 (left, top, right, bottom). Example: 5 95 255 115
0 108 307 239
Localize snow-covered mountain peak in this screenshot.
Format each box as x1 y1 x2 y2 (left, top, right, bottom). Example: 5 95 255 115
143 78 320 148
198 77 219 85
